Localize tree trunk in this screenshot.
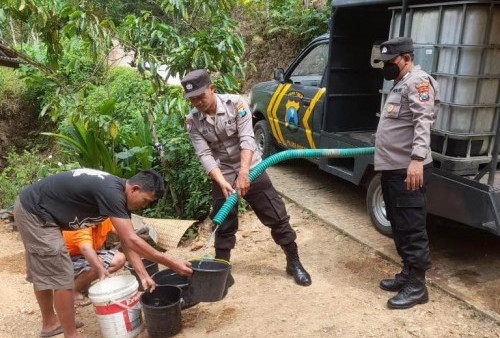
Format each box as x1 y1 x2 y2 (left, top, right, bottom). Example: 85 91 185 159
147 111 182 217
31 27 39 44
9 16 17 45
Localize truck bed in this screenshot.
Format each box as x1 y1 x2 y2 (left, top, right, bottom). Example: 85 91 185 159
333 131 375 146
478 171 500 190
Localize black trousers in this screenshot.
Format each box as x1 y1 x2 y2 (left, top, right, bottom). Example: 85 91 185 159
211 172 297 250
380 165 433 271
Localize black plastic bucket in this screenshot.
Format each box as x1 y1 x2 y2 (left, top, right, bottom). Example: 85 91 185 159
125 258 159 291
140 285 182 338
187 258 231 302
151 269 199 310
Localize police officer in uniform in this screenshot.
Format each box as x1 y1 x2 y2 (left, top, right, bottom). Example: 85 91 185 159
181 69 311 288
374 37 439 309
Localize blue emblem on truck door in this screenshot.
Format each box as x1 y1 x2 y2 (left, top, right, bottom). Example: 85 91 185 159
285 100 300 132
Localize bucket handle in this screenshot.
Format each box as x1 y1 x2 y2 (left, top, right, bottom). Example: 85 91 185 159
105 299 142 311
189 257 230 264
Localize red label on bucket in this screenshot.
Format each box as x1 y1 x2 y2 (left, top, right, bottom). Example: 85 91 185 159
93 291 142 337
94 292 140 315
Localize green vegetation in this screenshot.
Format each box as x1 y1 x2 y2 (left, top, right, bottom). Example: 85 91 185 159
0 67 55 151
262 0 330 46
0 148 79 207
241 0 330 89
41 67 155 178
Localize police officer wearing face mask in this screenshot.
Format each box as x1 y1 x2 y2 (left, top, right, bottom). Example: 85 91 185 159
373 37 439 309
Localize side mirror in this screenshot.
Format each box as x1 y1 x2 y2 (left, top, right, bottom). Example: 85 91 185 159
370 41 384 69
273 68 285 82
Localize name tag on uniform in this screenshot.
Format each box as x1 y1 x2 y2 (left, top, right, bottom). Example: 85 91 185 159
224 117 237 126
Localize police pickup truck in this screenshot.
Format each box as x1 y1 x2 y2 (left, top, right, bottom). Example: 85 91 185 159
249 0 500 237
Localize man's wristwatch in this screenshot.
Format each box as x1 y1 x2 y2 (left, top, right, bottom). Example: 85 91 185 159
411 155 425 161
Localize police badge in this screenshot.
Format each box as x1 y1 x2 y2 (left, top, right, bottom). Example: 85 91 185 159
235 102 246 117
185 119 194 132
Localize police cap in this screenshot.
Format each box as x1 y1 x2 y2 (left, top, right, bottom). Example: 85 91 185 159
374 37 414 63
181 69 211 98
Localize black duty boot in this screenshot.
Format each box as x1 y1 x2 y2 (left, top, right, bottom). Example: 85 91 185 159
226 271 235 288
215 248 231 262
281 242 312 286
380 264 410 292
387 268 428 309
216 249 234 297
220 271 234 299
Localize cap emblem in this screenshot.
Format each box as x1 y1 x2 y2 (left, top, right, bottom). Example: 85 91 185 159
186 83 193 90
381 46 388 54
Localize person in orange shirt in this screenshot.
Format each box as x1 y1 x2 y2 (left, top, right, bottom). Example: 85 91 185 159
63 218 126 306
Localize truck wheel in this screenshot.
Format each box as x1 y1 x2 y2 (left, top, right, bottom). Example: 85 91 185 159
366 173 393 237
254 120 277 159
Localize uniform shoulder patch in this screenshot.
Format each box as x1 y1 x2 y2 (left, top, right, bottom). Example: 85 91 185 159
235 102 246 118
415 81 430 89
415 81 431 102
185 119 194 133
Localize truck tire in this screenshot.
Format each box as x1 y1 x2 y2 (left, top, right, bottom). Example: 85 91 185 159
366 173 393 237
254 120 278 159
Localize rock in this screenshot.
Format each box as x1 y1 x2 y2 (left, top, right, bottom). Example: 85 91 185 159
190 240 204 251
20 308 34 314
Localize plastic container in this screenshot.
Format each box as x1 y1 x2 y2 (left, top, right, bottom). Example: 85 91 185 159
140 285 182 338
125 258 159 291
151 268 199 309
88 275 143 338
187 258 231 302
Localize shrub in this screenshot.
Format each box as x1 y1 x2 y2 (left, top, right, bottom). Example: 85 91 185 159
0 68 56 154
141 86 212 221
0 148 80 208
238 0 331 90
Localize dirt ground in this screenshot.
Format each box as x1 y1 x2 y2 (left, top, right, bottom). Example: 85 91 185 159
0 201 499 338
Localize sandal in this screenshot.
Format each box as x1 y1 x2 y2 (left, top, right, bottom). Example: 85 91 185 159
73 296 92 307
40 321 84 337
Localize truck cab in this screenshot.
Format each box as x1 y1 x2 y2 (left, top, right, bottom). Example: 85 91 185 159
252 34 329 152
249 0 500 237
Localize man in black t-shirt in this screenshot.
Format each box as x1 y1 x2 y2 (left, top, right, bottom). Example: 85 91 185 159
14 168 193 338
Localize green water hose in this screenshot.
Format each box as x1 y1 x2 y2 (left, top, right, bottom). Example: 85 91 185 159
212 147 375 226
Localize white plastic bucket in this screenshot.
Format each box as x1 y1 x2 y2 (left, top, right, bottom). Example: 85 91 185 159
88 275 144 338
